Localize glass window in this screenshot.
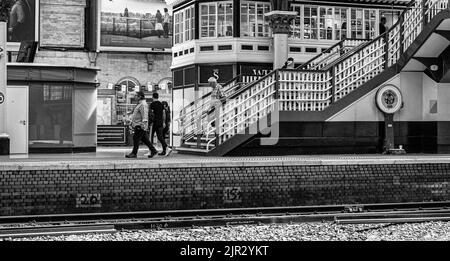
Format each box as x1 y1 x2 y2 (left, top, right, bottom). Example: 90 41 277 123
304 6 318 40
365 9 377 39
200 2 233 38
319 7 333 40
291 5 302 39
334 8 348 40
350 8 363 39
290 5 382 41
29 84 73 148
240 2 271 38
174 5 195 45
218 2 233 37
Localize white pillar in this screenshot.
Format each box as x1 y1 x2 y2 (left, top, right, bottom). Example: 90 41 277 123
265 11 297 70
0 22 7 135
273 33 289 69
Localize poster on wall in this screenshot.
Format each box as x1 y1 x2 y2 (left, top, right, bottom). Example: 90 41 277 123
6 0 37 43
100 0 173 50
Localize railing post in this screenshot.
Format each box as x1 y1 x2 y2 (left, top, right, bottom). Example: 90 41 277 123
331 66 336 104
274 70 280 100
384 32 389 69
423 0 429 27
399 14 405 55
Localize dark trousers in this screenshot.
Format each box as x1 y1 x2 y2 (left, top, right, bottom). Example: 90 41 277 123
132 126 157 155
151 125 168 152
163 23 169 38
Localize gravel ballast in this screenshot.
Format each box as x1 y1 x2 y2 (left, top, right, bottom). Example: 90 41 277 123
4 222 450 241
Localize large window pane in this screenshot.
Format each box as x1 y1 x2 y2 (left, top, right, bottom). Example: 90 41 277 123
241 1 271 38
29 84 73 148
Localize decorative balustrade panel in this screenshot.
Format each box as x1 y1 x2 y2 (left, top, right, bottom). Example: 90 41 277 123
334 37 386 102
403 0 424 52
387 23 402 67
206 73 278 148
302 39 369 71
425 0 449 23
278 70 332 111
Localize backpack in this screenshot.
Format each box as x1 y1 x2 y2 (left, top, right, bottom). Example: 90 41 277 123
148 106 155 127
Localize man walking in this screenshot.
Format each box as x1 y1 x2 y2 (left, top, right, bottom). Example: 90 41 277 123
150 92 172 156
126 92 158 159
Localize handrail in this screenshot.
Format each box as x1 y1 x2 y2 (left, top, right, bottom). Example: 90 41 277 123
296 38 370 70
181 74 242 112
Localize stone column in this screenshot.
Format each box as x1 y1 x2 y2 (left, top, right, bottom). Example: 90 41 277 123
265 11 297 69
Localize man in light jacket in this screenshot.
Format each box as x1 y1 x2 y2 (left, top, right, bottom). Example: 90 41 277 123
126 92 158 158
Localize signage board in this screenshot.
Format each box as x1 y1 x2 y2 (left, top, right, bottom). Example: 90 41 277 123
199 65 234 84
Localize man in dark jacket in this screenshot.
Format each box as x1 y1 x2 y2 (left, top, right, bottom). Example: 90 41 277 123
126 92 158 159
150 92 172 156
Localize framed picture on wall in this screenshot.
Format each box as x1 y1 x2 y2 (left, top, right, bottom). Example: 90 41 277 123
98 0 173 52
6 0 40 51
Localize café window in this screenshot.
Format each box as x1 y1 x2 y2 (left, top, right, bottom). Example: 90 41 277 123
174 5 195 45
291 5 380 41
304 6 318 40
350 9 364 38
364 9 377 39
334 8 348 41
241 2 271 37
319 7 333 40
200 2 233 38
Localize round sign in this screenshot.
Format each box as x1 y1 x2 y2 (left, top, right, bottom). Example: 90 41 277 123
376 85 403 114
0 92 4 105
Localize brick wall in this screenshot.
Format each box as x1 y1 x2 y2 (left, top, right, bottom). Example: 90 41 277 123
40 0 86 47
1 164 450 216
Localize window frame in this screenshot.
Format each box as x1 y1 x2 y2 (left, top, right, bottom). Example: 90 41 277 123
200 1 234 39
290 4 381 41
240 1 271 38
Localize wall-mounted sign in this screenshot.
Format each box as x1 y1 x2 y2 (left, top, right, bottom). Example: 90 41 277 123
224 187 242 204
0 92 4 105
376 85 403 114
76 194 102 208
99 0 173 50
199 65 234 84
240 64 273 77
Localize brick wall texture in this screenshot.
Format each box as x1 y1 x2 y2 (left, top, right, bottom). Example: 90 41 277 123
1 164 450 216
40 0 86 47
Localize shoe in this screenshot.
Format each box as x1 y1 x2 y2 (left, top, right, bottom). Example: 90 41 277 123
158 151 166 156
165 148 173 157
126 154 137 158
148 152 157 158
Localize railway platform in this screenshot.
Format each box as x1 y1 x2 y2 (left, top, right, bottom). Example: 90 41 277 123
1 148 450 217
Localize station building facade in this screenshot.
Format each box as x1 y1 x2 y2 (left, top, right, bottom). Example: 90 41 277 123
170 0 409 142
3 0 174 152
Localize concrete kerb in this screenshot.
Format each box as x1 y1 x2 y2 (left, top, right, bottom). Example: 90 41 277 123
2 156 450 171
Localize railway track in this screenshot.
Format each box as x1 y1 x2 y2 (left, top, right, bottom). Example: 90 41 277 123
2 201 450 239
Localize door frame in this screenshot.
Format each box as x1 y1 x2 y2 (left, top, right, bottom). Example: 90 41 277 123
6 85 29 154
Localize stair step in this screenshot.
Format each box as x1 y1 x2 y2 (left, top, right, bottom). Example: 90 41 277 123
183 141 215 147
176 147 210 155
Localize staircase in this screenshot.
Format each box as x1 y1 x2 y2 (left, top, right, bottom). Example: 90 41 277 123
177 0 450 156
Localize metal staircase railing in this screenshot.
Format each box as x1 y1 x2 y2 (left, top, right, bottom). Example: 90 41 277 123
180 0 450 153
